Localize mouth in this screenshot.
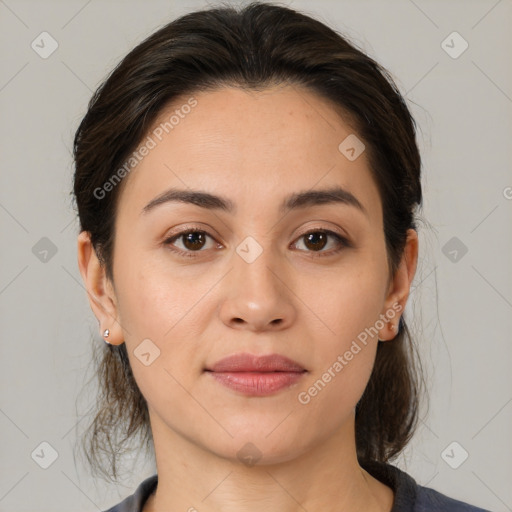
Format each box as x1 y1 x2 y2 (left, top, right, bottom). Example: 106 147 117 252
204 352 307 396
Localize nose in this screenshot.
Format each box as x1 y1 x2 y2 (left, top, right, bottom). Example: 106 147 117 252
218 241 296 332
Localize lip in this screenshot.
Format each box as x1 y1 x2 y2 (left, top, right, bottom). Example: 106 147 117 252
207 371 306 395
205 353 306 373
204 353 307 396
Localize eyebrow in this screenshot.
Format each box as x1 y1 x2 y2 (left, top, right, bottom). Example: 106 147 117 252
141 185 368 218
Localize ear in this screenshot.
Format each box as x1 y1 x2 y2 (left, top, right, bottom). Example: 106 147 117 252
77 231 124 345
378 228 418 341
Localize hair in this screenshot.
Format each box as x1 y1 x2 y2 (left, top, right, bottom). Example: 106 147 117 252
72 0 426 482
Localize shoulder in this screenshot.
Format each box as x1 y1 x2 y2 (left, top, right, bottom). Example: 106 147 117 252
102 474 158 512
361 460 493 512
415 485 492 512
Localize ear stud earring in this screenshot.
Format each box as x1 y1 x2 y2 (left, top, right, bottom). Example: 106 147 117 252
378 318 401 342
391 318 402 338
103 328 111 345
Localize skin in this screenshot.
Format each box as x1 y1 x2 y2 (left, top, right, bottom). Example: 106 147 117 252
77 84 418 512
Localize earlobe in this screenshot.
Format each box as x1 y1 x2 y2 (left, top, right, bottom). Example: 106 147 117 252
379 229 419 341
77 231 124 345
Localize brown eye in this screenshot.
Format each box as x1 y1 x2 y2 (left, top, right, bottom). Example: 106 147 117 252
164 228 218 258
181 231 207 251
293 229 350 257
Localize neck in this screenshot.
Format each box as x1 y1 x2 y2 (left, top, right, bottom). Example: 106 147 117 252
143 410 394 512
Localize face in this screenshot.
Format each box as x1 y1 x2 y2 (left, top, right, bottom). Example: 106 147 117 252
78 84 417 465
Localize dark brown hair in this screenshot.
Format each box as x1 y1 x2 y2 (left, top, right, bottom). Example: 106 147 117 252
72 0 426 482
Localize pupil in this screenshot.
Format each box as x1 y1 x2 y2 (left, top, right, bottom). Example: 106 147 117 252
305 232 326 251
183 232 205 250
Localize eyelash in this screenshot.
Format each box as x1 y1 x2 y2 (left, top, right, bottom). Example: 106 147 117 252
163 227 351 259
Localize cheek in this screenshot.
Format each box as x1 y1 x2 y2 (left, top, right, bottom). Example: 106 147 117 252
114 252 201 339
306 262 387 348
114 258 211 378
298 281 381 422
116 266 206 411
297 260 386 409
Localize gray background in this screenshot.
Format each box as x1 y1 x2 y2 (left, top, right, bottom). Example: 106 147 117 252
1 0 511 511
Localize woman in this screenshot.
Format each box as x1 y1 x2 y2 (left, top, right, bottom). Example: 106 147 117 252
73 2 492 511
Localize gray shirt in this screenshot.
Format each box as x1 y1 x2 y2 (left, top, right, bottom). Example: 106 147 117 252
102 461 493 511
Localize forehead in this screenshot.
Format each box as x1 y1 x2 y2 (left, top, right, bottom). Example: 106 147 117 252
116 85 382 224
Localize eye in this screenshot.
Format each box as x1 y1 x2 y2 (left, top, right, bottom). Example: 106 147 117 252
163 228 219 258
163 227 351 259
292 229 350 257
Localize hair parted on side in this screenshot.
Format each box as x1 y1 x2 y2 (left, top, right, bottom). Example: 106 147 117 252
72 0 426 482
